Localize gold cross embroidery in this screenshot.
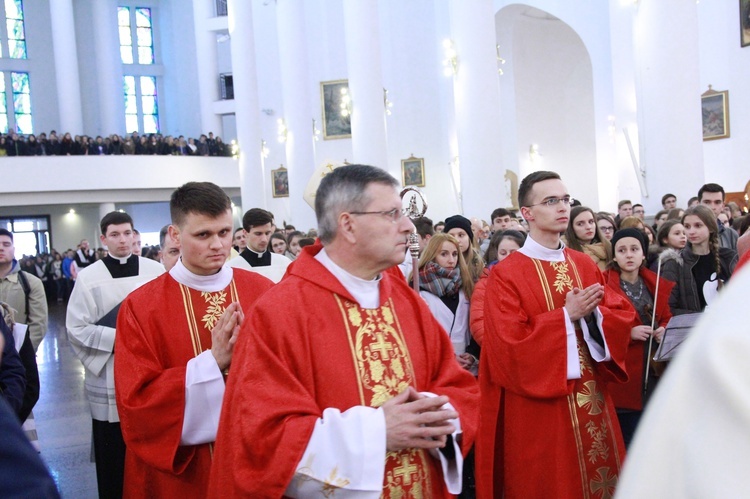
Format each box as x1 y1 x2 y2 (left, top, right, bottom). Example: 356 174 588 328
370 333 394 361
393 454 418 486
576 380 605 416
590 466 617 499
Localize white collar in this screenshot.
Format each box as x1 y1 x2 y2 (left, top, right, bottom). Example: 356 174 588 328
246 247 265 257
110 253 132 264
315 248 381 309
169 258 233 292
519 234 566 262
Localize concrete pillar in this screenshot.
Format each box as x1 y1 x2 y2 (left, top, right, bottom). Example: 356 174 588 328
191 0 223 135
49 0 84 134
91 0 122 134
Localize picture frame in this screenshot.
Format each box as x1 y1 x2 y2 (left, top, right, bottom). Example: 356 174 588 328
401 155 425 187
701 87 730 141
320 79 352 140
741 0 750 47
272 165 289 198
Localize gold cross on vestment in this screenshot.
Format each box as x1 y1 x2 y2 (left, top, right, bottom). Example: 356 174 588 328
576 380 605 416
590 466 617 499
370 333 394 361
393 454 418 486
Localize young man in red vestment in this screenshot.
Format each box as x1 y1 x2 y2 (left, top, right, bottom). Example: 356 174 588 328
475 171 636 499
114 182 274 498
208 164 479 498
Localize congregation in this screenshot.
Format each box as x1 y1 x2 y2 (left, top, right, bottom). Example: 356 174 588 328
1 166 749 498
0 130 235 157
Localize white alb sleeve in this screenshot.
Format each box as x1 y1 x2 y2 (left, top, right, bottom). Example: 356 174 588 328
562 308 581 379
180 350 225 445
420 391 463 494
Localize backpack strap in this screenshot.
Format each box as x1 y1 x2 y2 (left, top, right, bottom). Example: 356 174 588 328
17 270 30 318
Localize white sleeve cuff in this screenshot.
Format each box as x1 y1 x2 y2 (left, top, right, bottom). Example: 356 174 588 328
420 391 463 495
180 350 225 445
285 406 386 498
580 307 610 362
563 308 581 380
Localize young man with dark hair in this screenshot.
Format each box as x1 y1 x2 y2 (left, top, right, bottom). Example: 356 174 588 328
687 196 699 208
615 199 633 227
632 203 645 221
209 165 478 497
476 170 634 498
699 182 739 250
228 207 291 283
661 193 677 210
114 182 273 497
66 210 165 499
159 224 181 272
132 228 142 256
491 208 512 232
74 238 96 269
434 221 445 233
232 227 247 252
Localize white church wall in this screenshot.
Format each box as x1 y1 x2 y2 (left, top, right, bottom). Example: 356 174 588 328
73 0 100 135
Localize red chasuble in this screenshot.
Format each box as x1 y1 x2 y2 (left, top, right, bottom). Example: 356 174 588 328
603 268 673 411
207 244 479 498
476 249 636 499
114 270 273 499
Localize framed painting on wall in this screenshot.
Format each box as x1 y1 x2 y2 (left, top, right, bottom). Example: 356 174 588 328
701 87 730 141
320 79 352 140
401 156 425 187
272 165 289 198
741 0 750 47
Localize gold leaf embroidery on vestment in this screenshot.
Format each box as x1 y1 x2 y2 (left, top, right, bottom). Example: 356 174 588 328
585 420 610 464
590 466 617 499
320 466 351 497
347 306 362 327
550 261 574 294
578 340 594 375
199 290 227 331
370 359 385 382
577 380 605 416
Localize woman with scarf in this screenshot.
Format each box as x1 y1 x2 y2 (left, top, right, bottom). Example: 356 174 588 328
603 228 673 447
564 206 612 271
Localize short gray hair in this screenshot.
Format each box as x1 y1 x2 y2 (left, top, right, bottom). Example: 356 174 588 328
315 164 399 244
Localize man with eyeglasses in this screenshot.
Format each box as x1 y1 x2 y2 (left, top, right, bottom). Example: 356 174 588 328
476 170 635 498
210 164 479 497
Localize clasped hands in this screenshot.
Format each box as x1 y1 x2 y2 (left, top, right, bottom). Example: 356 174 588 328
382 387 457 452
564 283 604 322
210 302 244 372
631 325 665 343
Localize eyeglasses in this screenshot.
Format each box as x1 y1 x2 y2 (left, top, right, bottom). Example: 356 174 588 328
599 226 614 233
349 208 406 224
526 196 574 208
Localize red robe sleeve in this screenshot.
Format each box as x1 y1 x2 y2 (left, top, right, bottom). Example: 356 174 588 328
469 268 491 346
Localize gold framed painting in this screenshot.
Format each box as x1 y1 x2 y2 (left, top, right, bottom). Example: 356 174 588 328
320 79 352 140
401 156 425 187
701 87 730 141
272 165 289 198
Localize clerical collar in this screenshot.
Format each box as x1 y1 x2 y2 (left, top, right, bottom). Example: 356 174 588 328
169 258 233 292
240 248 272 267
315 248 381 309
519 235 566 262
102 254 139 279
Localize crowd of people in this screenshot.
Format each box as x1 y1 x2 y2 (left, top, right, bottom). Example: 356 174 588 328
1 167 749 498
0 130 236 157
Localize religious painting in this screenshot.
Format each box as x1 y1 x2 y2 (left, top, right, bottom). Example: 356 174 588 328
401 156 425 187
320 80 352 140
701 87 730 141
272 165 289 198
741 0 750 47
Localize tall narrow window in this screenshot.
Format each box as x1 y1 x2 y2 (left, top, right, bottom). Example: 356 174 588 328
123 75 159 133
118 6 154 65
118 7 133 64
135 8 154 64
4 0 26 59
11 71 31 133
0 72 7 133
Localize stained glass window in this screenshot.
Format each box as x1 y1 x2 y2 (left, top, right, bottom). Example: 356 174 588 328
4 0 26 59
118 7 133 64
0 72 7 133
135 8 154 64
124 76 138 133
11 71 31 133
140 76 159 133
123 75 159 134
119 6 154 65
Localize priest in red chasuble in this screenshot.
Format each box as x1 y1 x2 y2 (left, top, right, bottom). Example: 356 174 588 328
114 182 273 498
209 165 479 498
475 171 636 499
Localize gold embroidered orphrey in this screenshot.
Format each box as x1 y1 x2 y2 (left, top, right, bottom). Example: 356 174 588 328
178 281 239 358
335 295 433 498
530 257 622 499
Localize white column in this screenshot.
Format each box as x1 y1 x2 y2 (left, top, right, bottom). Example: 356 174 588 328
91 0 122 134
342 0 388 170
634 1 703 206
276 0 316 231
448 0 505 219
49 0 83 134
99 203 116 221
228 0 265 210
192 0 223 135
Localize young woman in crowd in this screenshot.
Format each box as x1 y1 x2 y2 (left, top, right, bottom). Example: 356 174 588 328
667 208 684 220
661 205 737 316
270 233 287 255
285 230 304 261
652 210 669 232
443 214 484 282
470 230 526 346
564 206 612 271
604 229 673 448
596 212 617 241
656 220 687 251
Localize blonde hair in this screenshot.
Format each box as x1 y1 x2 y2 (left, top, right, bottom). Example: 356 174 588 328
416 233 474 299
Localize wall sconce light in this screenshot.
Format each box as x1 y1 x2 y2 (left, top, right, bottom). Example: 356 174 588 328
340 87 352 117
529 144 540 163
230 139 239 159
261 139 270 159
68 208 76 214
277 119 288 143
442 39 458 76
496 45 506 75
312 119 321 141
383 88 393 116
